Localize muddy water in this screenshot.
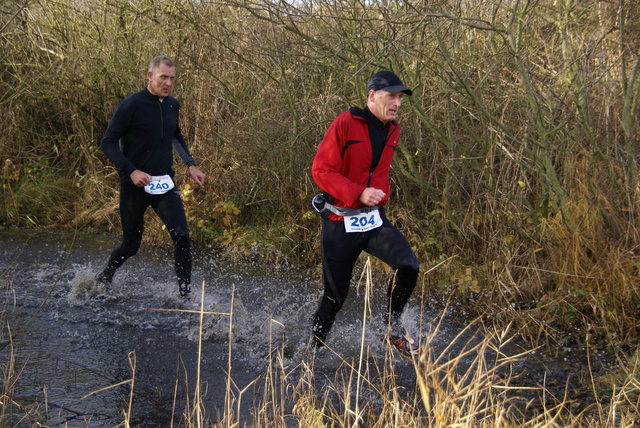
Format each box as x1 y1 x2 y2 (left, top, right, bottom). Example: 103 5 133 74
0 230 598 426
0 230 433 426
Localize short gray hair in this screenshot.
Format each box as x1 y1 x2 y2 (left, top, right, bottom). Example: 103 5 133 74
148 55 175 72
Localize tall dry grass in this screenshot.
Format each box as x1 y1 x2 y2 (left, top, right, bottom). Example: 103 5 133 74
1 0 639 392
2 260 638 426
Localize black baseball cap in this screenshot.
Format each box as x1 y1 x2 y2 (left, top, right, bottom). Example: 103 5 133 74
367 70 413 96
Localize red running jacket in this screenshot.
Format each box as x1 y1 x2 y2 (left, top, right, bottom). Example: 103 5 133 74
312 107 401 220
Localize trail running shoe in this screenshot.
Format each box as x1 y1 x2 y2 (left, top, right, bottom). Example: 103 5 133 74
385 334 422 358
179 284 192 299
310 330 328 349
95 271 112 287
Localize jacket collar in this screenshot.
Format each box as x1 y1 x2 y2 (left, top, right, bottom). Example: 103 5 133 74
142 87 165 101
349 106 398 127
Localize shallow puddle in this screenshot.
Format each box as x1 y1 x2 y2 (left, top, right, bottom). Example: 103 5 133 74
0 230 601 426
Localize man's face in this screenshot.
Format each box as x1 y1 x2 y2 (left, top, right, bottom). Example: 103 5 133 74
147 62 176 99
367 89 404 123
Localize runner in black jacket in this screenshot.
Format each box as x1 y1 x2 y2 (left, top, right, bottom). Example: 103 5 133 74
96 56 205 299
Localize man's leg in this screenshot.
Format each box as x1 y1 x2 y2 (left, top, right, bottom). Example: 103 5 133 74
98 183 148 284
366 217 420 336
153 190 192 296
311 219 362 347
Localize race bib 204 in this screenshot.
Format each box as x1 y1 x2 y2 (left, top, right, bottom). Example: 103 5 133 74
344 210 383 233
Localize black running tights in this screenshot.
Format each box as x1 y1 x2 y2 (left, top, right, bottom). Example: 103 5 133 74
312 212 419 344
102 181 192 286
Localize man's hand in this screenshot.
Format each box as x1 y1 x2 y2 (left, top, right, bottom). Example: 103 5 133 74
188 165 206 186
130 169 151 187
359 187 386 206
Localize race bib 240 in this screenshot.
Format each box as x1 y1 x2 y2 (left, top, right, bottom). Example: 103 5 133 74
144 175 175 195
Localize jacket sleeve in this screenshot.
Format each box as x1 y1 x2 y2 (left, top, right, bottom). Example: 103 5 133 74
311 114 365 207
172 139 196 166
99 98 138 177
172 116 196 166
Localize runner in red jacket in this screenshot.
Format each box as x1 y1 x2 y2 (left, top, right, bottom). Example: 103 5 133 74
310 71 421 358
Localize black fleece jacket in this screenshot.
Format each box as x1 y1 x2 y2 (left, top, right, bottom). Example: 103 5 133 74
100 88 194 184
